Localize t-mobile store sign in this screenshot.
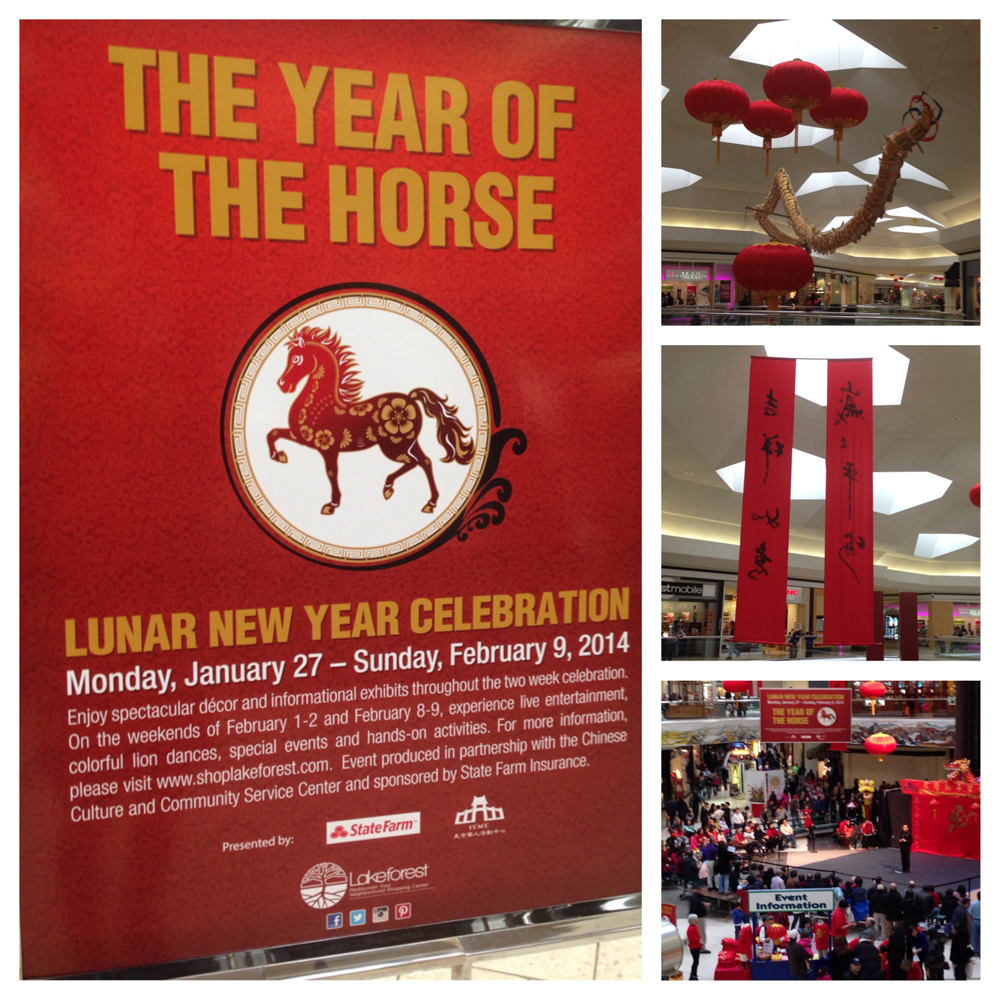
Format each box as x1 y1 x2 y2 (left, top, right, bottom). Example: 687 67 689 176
662 581 717 598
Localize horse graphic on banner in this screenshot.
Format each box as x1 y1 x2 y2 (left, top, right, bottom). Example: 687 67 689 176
267 327 474 515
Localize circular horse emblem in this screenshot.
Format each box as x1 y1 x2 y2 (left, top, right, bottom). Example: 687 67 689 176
816 707 838 727
224 286 493 568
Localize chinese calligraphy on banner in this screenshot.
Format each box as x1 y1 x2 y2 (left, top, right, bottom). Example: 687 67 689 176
735 356 796 643
824 360 874 645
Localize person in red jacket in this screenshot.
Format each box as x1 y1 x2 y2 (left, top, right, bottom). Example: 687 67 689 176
686 915 704 980
831 898 856 939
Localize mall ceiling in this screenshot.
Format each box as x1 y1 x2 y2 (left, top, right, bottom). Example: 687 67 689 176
661 345 980 594
661 20 980 276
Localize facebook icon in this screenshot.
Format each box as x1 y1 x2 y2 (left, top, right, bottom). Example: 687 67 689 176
326 913 343 930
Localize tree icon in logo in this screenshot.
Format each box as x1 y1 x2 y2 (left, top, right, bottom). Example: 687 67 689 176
300 862 348 909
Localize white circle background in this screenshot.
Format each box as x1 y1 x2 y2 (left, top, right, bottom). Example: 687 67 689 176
231 294 490 561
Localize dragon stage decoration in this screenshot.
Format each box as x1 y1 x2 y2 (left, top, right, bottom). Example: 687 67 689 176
944 757 979 785
751 95 941 254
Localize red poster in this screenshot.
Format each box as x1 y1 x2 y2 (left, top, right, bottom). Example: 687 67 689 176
901 780 981 860
759 688 852 742
20 21 640 978
824 360 874 645
735 357 796 643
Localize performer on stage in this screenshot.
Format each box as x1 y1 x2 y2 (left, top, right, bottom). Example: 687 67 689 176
897 823 912 873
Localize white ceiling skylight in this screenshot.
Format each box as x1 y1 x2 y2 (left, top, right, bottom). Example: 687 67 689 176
763 345 910 407
852 156 950 192
662 85 669 100
888 226 939 234
884 206 945 227
914 533 979 559
874 472 952 514
662 168 703 193
729 18 906 70
822 215 856 232
795 172 868 197
718 453 952 515
722 123 832 148
716 448 826 499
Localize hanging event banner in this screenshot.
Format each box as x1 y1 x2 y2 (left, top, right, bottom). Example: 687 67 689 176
823 359 874 645
735 356 796 643
759 687 852 742
20 21 640 978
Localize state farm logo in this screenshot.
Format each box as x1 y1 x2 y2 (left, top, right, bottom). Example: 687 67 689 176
300 862 348 909
224 285 526 569
455 795 507 840
327 812 421 844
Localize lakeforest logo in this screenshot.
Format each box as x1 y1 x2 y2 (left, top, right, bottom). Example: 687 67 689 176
223 285 525 568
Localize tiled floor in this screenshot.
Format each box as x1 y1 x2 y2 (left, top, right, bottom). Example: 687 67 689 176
374 935 641 980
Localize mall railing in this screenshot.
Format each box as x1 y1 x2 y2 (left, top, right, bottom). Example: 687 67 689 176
661 306 978 326
660 634 979 661
931 635 981 658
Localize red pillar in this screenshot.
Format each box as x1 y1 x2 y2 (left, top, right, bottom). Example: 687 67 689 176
867 590 884 660
899 592 919 661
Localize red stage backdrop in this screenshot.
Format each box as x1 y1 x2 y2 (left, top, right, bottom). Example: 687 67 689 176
20 21 640 978
736 357 796 643
823 359 874 645
901 779 981 860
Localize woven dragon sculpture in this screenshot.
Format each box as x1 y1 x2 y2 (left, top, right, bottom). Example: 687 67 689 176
752 96 940 254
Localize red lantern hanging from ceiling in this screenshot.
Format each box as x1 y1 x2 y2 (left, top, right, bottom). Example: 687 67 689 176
809 86 868 164
864 732 897 761
859 680 887 716
684 78 750 164
970 483 980 507
763 58 831 152
723 681 752 695
733 240 814 323
743 100 794 175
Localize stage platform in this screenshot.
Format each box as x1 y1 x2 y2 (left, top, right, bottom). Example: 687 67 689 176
795 847 979 892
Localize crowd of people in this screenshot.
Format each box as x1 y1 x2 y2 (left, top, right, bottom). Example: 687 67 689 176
663 754 979 980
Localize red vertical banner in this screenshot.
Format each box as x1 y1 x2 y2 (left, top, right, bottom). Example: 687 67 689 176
735 357 796 642
824 359 874 644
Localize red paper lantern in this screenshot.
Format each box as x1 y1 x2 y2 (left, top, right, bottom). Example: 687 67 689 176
743 100 794 175
970 483 980 507
723 681 752 695
684 78 750 163
763 59 831 151
971 801 980 813
809 86 868 163
860 680 886 715
864 732 897 761
733 241 814 321
859 681 886 699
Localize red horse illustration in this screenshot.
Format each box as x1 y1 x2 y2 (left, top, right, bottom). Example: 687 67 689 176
267 326 475 515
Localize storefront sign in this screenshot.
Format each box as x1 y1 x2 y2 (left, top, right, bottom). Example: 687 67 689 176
663 268 709 282
759 688 852 742
20 21 640 979
661 581 716 598
746 889 837 913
